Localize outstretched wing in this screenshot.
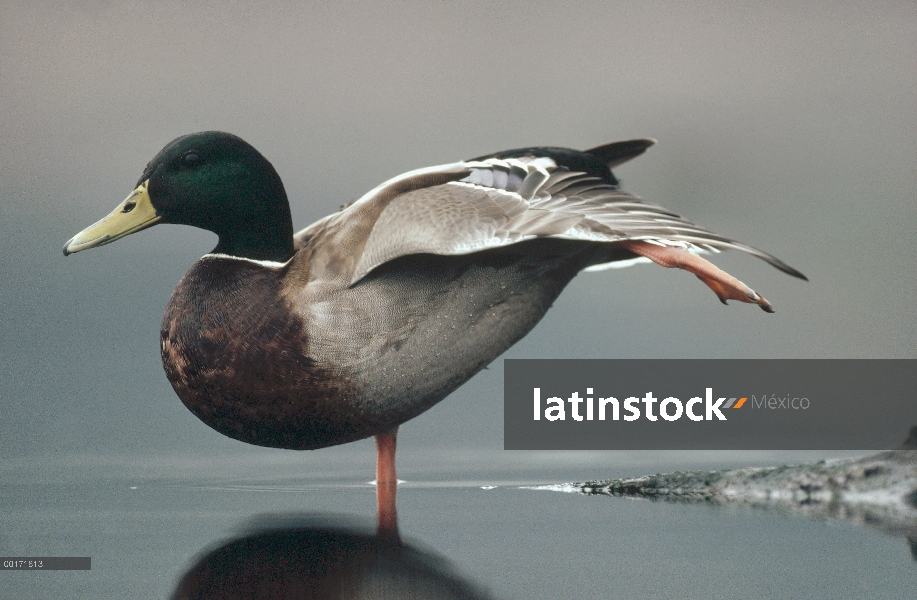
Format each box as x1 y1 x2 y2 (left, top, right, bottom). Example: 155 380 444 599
302 144 805 311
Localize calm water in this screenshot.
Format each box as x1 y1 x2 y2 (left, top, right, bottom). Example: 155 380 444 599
2 448 915 599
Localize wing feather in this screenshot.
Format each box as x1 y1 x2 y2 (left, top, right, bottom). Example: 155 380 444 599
346 154 805 284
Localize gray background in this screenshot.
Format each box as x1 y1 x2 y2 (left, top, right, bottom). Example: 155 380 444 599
1 1 914 463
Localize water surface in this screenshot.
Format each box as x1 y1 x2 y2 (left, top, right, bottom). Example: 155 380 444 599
3 450 914 598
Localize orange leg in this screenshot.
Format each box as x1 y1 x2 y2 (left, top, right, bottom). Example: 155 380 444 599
375 427 399 540
619 240 774 312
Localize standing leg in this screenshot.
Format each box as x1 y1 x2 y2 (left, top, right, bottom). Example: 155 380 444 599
375 426 399 539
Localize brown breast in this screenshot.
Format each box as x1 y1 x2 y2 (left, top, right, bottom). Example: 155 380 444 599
160 255 376 450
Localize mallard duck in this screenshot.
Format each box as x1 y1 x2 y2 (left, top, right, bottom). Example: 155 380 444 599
64 132 805 528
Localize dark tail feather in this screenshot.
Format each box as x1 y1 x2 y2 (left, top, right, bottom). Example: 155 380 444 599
585 139 657 169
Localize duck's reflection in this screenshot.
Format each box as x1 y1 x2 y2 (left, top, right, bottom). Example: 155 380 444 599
172 514 495 600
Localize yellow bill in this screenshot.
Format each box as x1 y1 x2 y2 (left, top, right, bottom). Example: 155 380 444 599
63 180 162 255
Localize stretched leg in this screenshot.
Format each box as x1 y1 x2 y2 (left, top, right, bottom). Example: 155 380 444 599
619 240 774 312
375 426 399 539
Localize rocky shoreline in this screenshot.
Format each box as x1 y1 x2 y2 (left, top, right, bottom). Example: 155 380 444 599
565 428 917 559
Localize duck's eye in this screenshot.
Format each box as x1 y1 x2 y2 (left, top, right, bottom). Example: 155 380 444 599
181 153 200 168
